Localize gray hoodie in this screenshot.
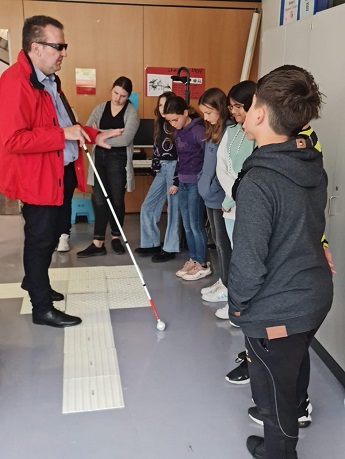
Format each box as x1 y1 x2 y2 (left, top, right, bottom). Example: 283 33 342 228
228 138 333 338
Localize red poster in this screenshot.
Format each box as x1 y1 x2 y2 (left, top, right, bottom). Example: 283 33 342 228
145 66 205 100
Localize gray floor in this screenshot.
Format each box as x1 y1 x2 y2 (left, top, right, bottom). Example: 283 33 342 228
0 213 344 459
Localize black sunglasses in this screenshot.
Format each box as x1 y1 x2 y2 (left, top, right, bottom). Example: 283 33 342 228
35 42 68 51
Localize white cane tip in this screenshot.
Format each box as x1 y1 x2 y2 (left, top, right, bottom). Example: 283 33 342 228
157 320 166 331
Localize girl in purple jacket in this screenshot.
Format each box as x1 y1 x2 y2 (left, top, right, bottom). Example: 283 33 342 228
164 96 211 281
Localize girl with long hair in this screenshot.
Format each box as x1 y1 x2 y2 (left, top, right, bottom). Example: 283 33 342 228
164 96 211 281
197 88 232 302
135 91 180 262
77 76 140 258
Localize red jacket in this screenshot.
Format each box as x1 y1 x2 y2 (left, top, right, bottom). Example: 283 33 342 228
0 50 98 205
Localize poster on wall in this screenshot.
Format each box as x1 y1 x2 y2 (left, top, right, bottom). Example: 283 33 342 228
75 68 96 95
280 0 299 25
299 0 315 19
145 66 205 100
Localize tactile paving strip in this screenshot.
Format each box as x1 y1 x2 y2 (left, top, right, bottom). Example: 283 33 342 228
0 282 23 299
68 276 108 294
61 266 148 413
9 265 149 413
104 265 139 279
107 278 150 309
63 374 124 413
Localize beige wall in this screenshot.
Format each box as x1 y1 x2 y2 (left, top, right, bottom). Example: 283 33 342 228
1 0 259 123
0 0 24 62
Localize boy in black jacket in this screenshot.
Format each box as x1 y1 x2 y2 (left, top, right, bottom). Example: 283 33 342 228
228 66 333 458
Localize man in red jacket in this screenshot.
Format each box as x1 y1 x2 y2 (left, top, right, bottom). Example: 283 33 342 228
0 15 123 327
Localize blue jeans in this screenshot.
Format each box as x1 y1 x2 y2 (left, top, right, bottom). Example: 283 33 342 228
178 183 207 264
140 161 180 252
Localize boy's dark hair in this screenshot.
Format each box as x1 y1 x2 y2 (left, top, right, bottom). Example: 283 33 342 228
112 76 133 96
163 95 198 119
256 65 323 137
228 80 256 112
22 15 64 53
199 87 230 143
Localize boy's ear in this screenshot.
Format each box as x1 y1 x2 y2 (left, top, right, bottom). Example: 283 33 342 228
255 106 265 126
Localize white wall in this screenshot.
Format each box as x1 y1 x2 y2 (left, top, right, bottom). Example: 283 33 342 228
259 2 345 372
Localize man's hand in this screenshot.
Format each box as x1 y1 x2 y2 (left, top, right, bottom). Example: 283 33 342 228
221 206 232 213
95 129 124 149
63 125 91 146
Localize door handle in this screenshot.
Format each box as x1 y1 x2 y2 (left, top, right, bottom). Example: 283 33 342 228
328 196 338 216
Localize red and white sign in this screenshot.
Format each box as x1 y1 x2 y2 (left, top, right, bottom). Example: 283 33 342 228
145 66 205 100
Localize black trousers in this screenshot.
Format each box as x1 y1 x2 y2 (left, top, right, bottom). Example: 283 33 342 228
21 163 77 313
245 326 321 459
206 207 232 287
92 149 127 239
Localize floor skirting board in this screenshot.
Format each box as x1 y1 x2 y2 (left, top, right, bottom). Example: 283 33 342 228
311 338 345 388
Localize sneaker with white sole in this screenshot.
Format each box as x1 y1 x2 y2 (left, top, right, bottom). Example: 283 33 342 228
182 262 212 281
57 233 70 252
225 361 250 384
202 287 228 302
176 259 195 278
229 320 240 328
248 400 313 428
201 278 224 296
215 303 229 319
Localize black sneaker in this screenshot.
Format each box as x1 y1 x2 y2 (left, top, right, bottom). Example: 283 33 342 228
235 350 247 363
151 250 176 263
225 360 250 384
134 246 161 256
246 435 265 459
111 238 125 255
248 401 312 428
77 243 106 258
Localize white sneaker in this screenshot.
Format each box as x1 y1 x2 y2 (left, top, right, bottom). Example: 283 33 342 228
182 262 212 281
176 259 195 278
215 304 229 320
202 287 228 302
200 278 224 295
57 233 70 252
229 320 240 328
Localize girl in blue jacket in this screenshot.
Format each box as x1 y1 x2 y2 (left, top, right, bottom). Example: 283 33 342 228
197 88 232 302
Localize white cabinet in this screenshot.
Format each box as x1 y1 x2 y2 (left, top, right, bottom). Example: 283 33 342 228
260 4 345 372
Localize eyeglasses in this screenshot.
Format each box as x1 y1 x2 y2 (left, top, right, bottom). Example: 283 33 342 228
34 42 68 51
228 103 244 111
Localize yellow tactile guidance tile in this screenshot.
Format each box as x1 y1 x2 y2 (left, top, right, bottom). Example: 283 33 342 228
1 266 149 413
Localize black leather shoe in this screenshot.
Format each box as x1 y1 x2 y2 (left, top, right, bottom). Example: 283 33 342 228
111 238 125 255
32 307 82 328
246 436 265 459
151 250 176 263
77 243 106 258
51 289 64 302
135 246 161 256
225 360 250 384
22 283 64 302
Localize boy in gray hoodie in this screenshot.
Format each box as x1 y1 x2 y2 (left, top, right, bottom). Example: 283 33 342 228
228 66 333 458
